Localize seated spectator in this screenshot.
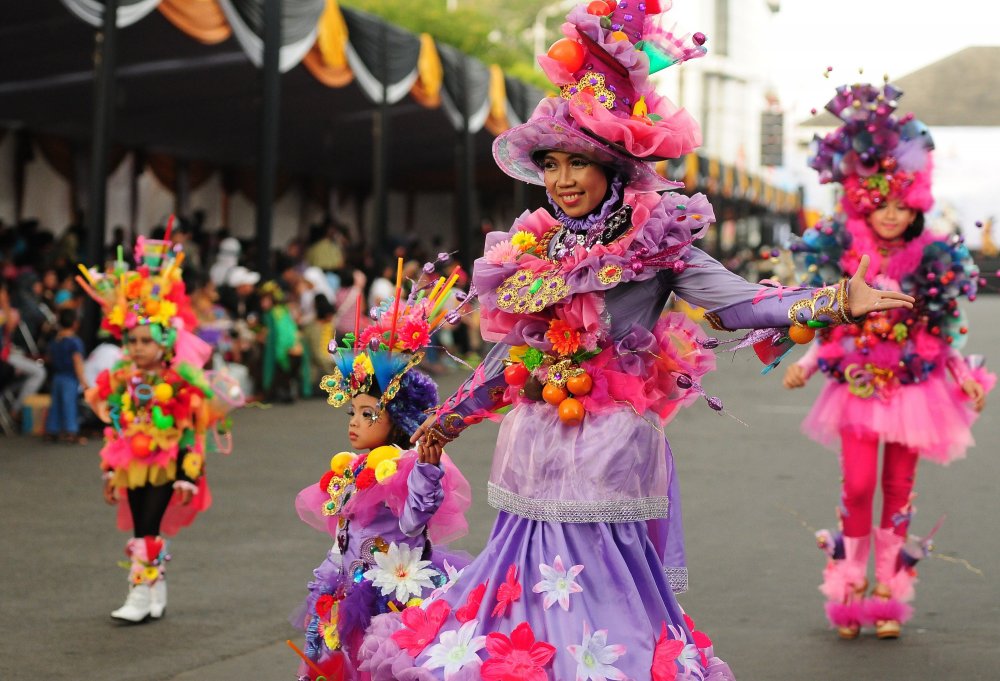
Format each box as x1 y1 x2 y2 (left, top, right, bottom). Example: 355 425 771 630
301 294 335 387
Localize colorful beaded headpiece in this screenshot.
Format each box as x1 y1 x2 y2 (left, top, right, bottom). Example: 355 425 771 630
808 81 935 216
320 257 469 413
76 219 196 350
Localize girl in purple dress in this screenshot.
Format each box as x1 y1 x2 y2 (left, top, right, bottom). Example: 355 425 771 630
292 279 473 681
358 4 912 680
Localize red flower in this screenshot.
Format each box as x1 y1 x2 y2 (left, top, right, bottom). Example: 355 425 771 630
390 598 451 657
491 565 522 618
651 623 684 681
481 621 555 681
96 371 113 399
455 580 488 624
315 594 335 619
546 319 581 356
355 467 376 490
319 470 335 492
683 613 713 667
397 318 431 352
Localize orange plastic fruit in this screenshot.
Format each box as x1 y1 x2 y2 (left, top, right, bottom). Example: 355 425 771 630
558 397 585 425
546 38 586 72
131 433 153 458
542 383 569 406
566 373 593 396
788 325 816 345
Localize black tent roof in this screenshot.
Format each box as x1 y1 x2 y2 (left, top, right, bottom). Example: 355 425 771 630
0 0 540 193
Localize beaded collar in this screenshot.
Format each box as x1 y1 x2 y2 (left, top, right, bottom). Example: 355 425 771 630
548 204 634 259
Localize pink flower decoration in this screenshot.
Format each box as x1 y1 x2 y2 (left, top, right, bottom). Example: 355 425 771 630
358 324 386 350
481 621 556 681
398 318 431 351
651 623 684 681
485 240 523 265
455 580 489 624
390 599 451 658
492 565 522 618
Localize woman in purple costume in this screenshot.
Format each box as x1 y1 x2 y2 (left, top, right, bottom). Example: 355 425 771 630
358 3 913 680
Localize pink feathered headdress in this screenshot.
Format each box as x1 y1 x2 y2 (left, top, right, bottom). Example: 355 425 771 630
808 81 935 217
493 1 705 193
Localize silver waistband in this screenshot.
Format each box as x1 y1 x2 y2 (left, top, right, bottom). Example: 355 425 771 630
487 482 669 523
666 566 689 594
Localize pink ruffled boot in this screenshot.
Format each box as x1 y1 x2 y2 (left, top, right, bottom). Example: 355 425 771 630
818 533 869 639
867 527 916 639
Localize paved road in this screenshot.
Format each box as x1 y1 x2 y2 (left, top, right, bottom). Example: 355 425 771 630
3 298 999 681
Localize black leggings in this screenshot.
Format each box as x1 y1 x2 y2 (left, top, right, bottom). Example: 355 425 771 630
126 484 174 537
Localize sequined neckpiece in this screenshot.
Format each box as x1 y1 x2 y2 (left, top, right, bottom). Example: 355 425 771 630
548 204 634 259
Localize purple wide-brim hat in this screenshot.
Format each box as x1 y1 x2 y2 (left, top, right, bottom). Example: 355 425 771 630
493 98 683 194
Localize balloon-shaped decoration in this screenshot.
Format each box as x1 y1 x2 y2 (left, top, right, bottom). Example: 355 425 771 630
131 433 153 458
153 382 174 402
547 38 586 73
586 0 613 16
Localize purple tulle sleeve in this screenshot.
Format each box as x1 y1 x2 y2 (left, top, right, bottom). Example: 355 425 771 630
430 342 512 442
398 462 445 537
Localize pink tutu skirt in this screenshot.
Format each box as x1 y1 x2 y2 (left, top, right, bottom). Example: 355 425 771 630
801 372 986 465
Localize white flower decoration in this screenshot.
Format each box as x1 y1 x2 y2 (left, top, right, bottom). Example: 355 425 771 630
422 619 487 677
566 622 627 681
363 542 437 602
531 554 584 611
426 559 466 603
678 642 704 678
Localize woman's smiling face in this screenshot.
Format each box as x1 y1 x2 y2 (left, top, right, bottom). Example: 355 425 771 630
541 151 609 218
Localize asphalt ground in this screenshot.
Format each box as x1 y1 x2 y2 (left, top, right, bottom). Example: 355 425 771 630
2 297 998 681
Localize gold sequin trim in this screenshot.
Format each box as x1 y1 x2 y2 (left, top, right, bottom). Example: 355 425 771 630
788 284 840 327
496 269 570 314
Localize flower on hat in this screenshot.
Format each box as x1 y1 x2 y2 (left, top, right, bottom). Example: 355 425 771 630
397 318 430 352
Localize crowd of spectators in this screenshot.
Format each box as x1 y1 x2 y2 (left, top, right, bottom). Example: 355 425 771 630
0 215 480 438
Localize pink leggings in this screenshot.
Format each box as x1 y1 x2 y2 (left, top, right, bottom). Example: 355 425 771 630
839 430 919 538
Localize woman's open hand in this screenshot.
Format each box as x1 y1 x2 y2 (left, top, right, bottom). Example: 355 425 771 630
847 254 915 317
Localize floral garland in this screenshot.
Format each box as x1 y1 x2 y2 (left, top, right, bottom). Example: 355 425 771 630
475 189 717 424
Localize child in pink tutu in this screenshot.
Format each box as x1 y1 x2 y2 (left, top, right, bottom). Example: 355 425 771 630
81 234 243 624
785 82 994 640
291 268 472 681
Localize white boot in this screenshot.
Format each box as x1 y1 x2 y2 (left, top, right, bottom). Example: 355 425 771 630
150 579 167 619
111 584 152 622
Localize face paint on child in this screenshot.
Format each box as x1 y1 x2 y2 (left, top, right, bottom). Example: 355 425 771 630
347 394 393 451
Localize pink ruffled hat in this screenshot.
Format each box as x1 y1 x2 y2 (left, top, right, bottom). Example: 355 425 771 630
808 81 935 217
493 1 706 193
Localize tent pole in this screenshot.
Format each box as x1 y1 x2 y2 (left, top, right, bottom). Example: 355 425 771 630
372 22 390 251
256 0 282 278
83 0 119 347
456 56 475 272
